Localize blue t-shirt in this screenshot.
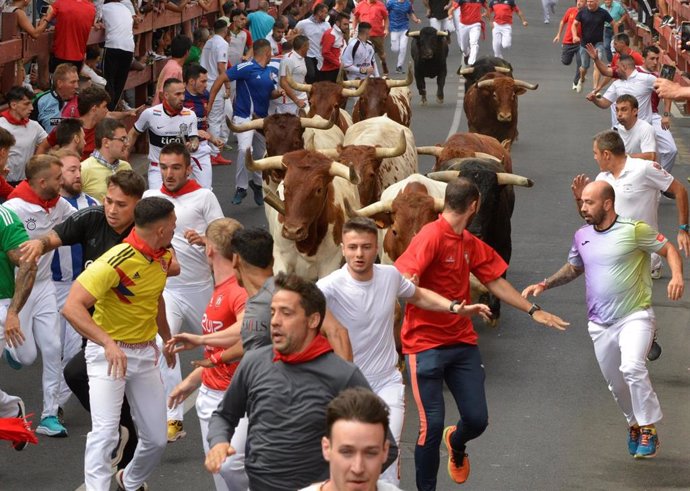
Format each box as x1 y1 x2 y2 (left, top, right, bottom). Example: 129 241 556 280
184 89 210 131
248 10 275 42
387 0 414 31
601 0 626 27
226 60 277 118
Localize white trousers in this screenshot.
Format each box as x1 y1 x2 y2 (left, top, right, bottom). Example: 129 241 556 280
192 141 213 189
429 17 455 32
588 308 662 427
492 23 512 58
8 279 61 419
651 113 678 172
233 115 266 190
371 372 405 487
55 281 82 407
208 85 230 157
0 299 23 418
159 283 214 421
84 341 167 491
196 385 249 491
390 31 410 69
452 9 463 49
542 0 557 22
457 23 482 65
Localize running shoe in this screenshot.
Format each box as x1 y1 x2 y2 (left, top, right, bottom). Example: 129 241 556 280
3 349 22 370
628 425 641 455
248 180 264 206
112 425 130 469
115 469 149 491
443 425 470 484
572 83 578 91
651 267 662 280
575 80 583 93
232 187 247 205
396 66 403 73
13 400 28 451
36 416 67 437
167 420 186 442
635 427 659 459
647 339 662 361
211 154 232 165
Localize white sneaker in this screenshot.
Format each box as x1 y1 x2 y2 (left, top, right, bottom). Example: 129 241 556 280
575 80 583 93
572 83 578 91
651 267 662 280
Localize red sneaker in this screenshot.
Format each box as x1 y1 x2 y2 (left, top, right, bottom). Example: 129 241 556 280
211 154 232 165
443 426 470 484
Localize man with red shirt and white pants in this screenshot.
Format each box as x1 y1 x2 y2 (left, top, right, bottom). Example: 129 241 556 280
354 0 390 76
395 177 569 489
452 0 486 66
488 0 528 58
45 0 96 73
168 217 249 491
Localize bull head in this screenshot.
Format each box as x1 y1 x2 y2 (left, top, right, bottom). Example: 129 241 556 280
427 170 534 187
245 149 360 184
460 66 512 76
476 79 539 91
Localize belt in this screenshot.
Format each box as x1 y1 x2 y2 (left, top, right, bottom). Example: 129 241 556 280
115 340 157 350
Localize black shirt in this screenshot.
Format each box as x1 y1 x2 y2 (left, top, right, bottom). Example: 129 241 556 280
428 0 449 19
575 7 613 45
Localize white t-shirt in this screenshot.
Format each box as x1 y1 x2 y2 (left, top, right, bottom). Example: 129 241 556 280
227 28 250 67
300 481 403 491
603 70 657 125
102 1 135 52
133 104 198 166
279 51 308 102
317 264 415 390
143 186 223 288
615 119 656 156
596 156 674 231
266 31 285 56
200 34 229 83
0 117 47 182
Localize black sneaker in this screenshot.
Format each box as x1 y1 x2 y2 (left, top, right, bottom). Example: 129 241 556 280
13 401 28 451
248 181 264 206
647 340 662 361
396 66 403 73
661 15 670 26
232 187 247 205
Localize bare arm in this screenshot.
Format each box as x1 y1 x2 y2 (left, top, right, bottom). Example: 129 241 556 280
408 287 491 320
522 262 585 299
587 92 613 108
19 230 62 263
4 248 37 348
169 312 244 353
655 242 684 300
571 19 580 43
553 19 566 43
35 138 51 155
168 366 203 409
207 73 230 115
668 178 690 257
321 310 353 361
571 174 590 218
654 78 690 100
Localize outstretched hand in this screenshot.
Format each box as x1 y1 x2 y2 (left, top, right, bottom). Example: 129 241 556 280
571 174 591 201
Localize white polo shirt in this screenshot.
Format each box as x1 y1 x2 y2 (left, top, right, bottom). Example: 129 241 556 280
295 16 330 60
603 70 657 126
0 117 48 182
279 51 308 103
200 34 229 83
596 156 674 231
615 119 656 156
133 104 198 166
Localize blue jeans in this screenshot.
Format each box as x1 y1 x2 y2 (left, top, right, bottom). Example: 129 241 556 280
407 344 488 491
603 27 614 62
580 42 605 70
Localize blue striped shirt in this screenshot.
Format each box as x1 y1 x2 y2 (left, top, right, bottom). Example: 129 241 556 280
51 193 99 282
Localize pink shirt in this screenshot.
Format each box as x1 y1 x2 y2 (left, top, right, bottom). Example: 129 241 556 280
153 60 184 105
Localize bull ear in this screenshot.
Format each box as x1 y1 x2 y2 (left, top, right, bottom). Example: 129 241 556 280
371 212 393 229
514 87 527 96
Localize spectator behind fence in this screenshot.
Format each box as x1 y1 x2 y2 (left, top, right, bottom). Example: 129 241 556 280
102 0 136 111
186 28 211 66
0 128 17 200
248 0 275 41
45 0 97 73
31 64 79 133
3 0 49 39
81 118 132 202
82 46 107 87
54 118 86 156
0 87 51 186
153 35 193 106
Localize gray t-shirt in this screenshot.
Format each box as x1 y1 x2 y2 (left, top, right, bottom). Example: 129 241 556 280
240 276 274 351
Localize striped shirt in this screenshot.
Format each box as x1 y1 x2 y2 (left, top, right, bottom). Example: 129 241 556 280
51 192 99 282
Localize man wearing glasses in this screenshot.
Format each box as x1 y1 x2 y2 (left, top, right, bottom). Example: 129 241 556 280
81 119 132 202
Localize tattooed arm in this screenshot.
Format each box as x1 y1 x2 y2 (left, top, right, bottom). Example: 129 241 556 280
5 248 37 347
521 262 584 298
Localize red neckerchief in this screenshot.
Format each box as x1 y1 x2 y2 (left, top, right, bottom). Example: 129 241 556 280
273 335 333 364
1 110 28 126
123 228 168 262
7 181 60 212
162 99 181 117
160 179 201 198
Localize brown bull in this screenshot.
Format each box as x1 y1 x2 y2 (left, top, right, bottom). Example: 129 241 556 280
417 132 513 173
345 71 413 127
463 73 538 148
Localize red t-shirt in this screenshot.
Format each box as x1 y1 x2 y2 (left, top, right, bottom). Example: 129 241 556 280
457 0 486 26
611 50 644 72
562 6 581 45
47 124 95 160
394 216 507 354
51 0 96 61
354 1 389 37
491 1 519 25
201 276 248 391
0 176 14 200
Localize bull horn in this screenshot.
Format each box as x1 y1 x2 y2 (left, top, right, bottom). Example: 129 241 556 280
500 139 511 150
406 30 420 37
436 30 448 37
341 77 368 97
304 132 316 151
514 80 539 90
315 148 340 159
374 131 407 159
349 199 394 217
495 66 512 73
336 68 344 85
474 152 502 163
444 157 484 168
245 150 285 172
477 79 496 89
340 79 362 88
228 117 265 132
300 114 336 130
328 161 360 184
433 198 445 212
427 170 460 182
286 75 312 93
416 145 443 157
496 173 534 187
460 67 475 75
386 67 414 88
262 186 286 215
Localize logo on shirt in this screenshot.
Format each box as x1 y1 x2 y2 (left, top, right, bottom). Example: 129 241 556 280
215 294 224 307
25 217 36 231
652 162 669 176
112 266 136 304
444 255 456 263
656 233 665 242
133 272 141 279
581 240 590 246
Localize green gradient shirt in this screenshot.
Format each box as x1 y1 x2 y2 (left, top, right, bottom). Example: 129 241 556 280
0 205 29 299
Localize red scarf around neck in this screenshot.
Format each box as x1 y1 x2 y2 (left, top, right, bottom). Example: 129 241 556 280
8 181 60 212
273 335 333 364
160 179 201 198
1 109 29 126
162 99 181 116
123 228 168 261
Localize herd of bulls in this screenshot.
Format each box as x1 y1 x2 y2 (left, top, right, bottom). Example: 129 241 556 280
231 48 540 322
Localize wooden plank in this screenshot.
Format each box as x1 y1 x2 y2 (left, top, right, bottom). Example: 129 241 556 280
133 13 154 35
24 32 53 59
0 39 23 63
153 10 183 29
183 4 204 21
124 67 153 90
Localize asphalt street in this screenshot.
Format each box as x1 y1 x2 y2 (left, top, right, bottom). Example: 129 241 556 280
2 8 690 491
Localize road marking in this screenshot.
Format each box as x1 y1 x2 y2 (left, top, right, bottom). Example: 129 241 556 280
447 81 465 140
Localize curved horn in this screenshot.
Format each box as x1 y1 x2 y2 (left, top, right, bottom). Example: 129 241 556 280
477 79 496 89
416 145 443 157
406 30 420 37
328 161 360 184
386 68 414 88
262 186 286 215
427 170 461 182
513 79 539 90
286 74 312 93
495 66 512 73
245 150 285 172
300 114 336 130
433 198 445 212
443 157 484 168
496 173 534 187
341 77 368 97
340 79 362 88
460 66 475 75
436 30 448 37
374 131 407 159
336 68 344 85
304 132 316 151
228 117 265 132
350 199 394 217
315 148 341 159
474 152 502 162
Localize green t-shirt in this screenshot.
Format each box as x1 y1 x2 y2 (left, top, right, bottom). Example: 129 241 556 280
0 205 29 299
186 45 202 66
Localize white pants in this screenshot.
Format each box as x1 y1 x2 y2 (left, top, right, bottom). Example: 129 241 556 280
588 308 662 427
651 113 678 172
233 115 266 190
457 22 482 65
542 0 557 22
492 23 512 58
390 31 410 69
84 341 167 491
192 141 213 189
159 283 214 421
429 17 454 32
208 85 230 157
55 281 82 407
452 9 463 49
371 371 405 487
196 385 249 491
7 279 61 419
0 299 23 418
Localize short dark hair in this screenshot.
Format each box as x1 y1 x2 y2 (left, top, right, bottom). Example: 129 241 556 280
26 154 62 182
253 38 271 55
618 54 635 68
77 86 110 115
206 218 243 259
616 94 639 109
230 8 246 20
274 272 326 329
214 18 229 32
163 78 183 91
107 170 146 198
134 196 175 228
335 12 350 24
95 118 126 149
274 19 286 30
193 27 210 44
184 63 208 83
292 35 309 52
313 3 328 15
342 217 378 237
444 177 480 213
0 127 16 149
230 227 274 269
222 1 234 16
171 35 193 58
325 387 390 440
613 32 630 46
642 45 660 58
358 22 372 31
85 45 102 61
160 142 191 167
55 118 84 147
6 86 34 104
594 129 626 156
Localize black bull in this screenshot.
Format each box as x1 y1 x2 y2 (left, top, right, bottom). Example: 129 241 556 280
408 27 449 104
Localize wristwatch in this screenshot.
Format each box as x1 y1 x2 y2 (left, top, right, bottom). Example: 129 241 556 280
449 299 460 314
663 112 670 117
680 224 689 232
527 303 542 317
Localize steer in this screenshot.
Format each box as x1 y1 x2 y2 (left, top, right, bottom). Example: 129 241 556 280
459 55 513 90
246 149 360 279
463 72 538 148
343 71 414 126
417 132 513 172
408 27 449 104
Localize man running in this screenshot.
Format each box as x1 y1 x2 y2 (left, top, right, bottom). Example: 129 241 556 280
452 0 487 66
488 0 528 58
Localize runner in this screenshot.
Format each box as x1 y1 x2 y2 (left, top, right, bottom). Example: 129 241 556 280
488 0 528 58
